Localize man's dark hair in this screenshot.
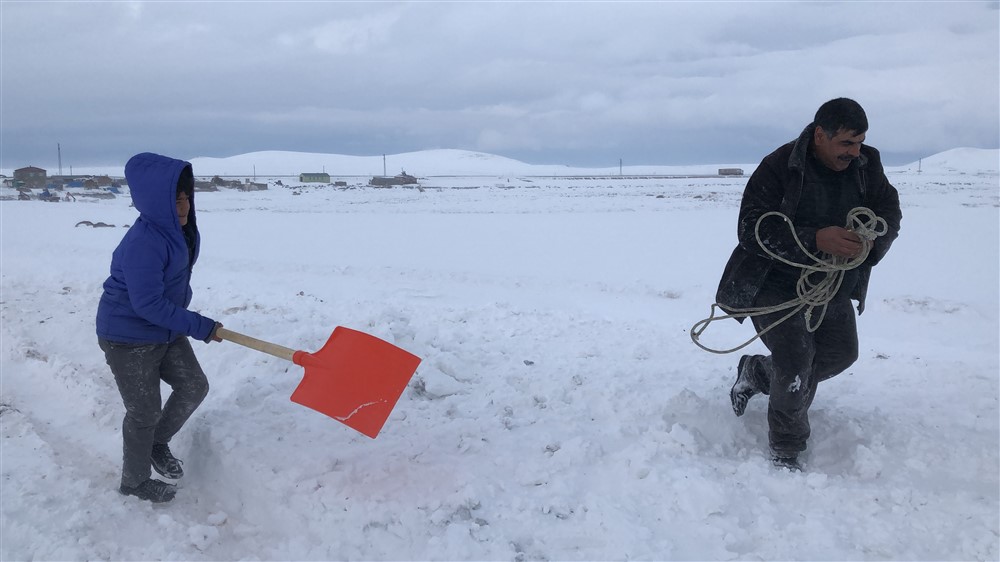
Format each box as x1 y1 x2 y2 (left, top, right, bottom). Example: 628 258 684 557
814 97 868 138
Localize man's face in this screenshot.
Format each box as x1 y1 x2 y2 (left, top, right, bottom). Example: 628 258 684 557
813 126 865 172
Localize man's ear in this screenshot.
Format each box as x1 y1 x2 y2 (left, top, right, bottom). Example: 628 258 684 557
814 126 827 142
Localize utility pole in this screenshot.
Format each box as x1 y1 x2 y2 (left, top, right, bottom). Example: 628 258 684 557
619 158 622 176
383 154 387 177
58 143 63 176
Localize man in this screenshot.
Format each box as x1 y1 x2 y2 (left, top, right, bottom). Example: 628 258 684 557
715 98 901 471
97 153 222 502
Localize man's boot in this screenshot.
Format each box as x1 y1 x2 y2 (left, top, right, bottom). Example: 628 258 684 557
771 453 803 472
731 355 761 417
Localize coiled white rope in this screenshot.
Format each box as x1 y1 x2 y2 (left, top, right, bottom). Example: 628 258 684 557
690 206 888 354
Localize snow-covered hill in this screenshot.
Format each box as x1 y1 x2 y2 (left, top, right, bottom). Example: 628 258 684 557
888 146 1000 174
185 149 753 177
7 147 997 179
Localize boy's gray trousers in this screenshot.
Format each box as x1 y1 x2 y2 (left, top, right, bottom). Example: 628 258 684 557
99 336 208 488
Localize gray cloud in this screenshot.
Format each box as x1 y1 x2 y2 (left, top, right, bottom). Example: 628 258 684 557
2 1 997 172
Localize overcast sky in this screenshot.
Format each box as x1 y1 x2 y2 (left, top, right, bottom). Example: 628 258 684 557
2 1 998 171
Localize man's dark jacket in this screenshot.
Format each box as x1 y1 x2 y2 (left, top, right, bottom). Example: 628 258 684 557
716 125 902 318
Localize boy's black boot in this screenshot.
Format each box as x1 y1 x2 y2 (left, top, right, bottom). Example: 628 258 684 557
151 443 184 479
120 479 177 503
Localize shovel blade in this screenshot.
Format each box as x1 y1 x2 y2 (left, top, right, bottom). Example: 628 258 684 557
289 327 421 438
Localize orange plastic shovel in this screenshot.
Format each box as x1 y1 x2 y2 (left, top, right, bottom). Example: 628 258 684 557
217 326 421 438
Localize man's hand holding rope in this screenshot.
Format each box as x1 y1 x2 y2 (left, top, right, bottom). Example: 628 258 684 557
817 226 864 259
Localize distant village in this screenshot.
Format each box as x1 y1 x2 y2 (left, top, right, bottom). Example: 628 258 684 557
2 163 748 202
2 165 426 202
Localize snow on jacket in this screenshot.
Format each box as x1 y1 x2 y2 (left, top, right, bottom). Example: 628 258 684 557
96 153 216 343
715 124 902 318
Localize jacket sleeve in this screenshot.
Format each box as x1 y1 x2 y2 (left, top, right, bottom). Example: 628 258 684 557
737 158 819 266
861 150 902 267
120 235 217 341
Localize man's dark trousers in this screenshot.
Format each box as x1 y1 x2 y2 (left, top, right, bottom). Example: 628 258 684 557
742 282 859 456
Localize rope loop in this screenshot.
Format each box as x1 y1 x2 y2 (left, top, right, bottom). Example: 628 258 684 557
690 207 887 354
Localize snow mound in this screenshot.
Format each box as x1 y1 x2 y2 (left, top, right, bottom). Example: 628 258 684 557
894 147 999 173
7 147 997 178
186 149 746 178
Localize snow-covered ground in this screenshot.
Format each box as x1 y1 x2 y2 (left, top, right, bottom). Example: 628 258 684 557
1 149 997 560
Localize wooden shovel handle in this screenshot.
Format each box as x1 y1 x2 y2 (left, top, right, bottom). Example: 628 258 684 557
217 327 296 363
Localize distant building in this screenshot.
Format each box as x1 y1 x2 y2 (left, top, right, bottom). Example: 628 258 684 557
718 168 744 176
209 175 242 188
238 181 268 192
14 166 46 188
369 171 418 187
299 172 331 183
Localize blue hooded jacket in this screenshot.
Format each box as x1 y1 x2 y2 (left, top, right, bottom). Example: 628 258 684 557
96 153 217 343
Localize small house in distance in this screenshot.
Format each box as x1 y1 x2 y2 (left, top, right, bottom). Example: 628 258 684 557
194 180 219 192
369 171 418 187
299 172 330 183
238 181 268 192
14 166 47 188
206 176 243 189
718 168 744 176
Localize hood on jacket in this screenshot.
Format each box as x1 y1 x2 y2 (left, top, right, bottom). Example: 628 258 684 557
124 152 196 232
